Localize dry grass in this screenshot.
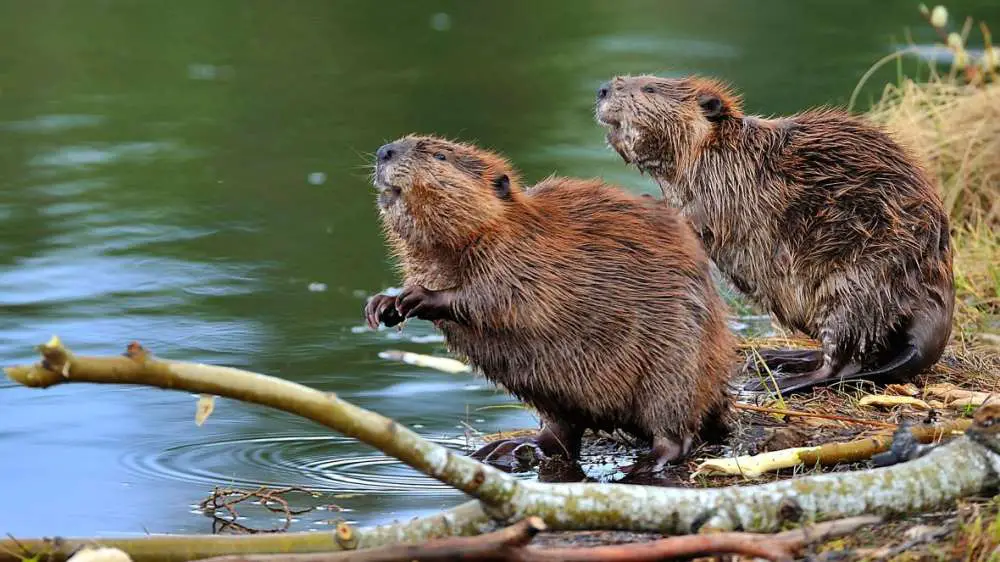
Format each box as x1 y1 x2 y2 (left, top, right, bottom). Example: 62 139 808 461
867 79 1000 228
952 222 1000 342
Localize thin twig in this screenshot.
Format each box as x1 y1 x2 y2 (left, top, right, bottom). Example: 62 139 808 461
735 402 897 428
200 487 319 534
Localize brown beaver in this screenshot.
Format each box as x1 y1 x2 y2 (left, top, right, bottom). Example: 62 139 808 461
363 134 736 472
595 74 955 394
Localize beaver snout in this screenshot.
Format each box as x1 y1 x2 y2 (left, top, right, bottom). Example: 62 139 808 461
373 141 409 204
376 142 400 163
376 137 418 164
595 82 622 128
597 81 611 101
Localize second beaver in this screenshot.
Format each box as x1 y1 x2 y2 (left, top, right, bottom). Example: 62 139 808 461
364 134 736 472
595 74 955 394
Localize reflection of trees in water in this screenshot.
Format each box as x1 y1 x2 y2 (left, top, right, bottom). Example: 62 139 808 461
1 1 614 345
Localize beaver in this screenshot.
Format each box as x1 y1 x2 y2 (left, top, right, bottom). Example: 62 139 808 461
363 134 736 472
595 74 955 394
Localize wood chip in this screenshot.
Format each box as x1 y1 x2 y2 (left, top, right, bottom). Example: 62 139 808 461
858 395 931 410
195 394 216 426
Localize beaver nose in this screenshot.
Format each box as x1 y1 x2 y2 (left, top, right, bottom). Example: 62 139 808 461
597 81 611 101
376 143 397 163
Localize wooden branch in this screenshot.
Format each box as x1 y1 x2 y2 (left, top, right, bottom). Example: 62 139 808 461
0 501 494 562
693 417 974 478
7 338 1000 562
195 516 545 562
519 515 880 562
192 515 880 562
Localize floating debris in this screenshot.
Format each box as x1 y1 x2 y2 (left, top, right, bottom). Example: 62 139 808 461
378 349 472 374
195 394 216 426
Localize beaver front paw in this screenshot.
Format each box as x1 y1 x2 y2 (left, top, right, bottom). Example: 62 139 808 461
395 286 456 323
364 294 404 329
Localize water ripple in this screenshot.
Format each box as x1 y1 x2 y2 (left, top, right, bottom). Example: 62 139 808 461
119 434 488 494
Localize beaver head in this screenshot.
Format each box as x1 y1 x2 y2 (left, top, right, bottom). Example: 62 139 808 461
595 75 743 180
372 135 522 251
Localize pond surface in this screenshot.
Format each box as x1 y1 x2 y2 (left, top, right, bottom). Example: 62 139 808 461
2 0 998 537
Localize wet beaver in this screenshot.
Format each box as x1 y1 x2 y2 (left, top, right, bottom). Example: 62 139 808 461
595 74 955 394
364 134 736 472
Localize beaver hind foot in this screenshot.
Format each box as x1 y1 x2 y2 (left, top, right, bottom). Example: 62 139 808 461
619 435 694 477
745 305 950 395
470 421 583 473
469 438 544 473
744 341 935 395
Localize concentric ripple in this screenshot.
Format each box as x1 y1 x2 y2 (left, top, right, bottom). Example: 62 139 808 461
121 434 484 494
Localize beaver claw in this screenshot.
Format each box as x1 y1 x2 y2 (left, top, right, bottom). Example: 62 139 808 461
364 294 404 329
396 286 456 323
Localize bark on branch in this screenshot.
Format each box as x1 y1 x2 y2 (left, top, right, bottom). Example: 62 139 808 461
194 515 880 562
6 338 1000 562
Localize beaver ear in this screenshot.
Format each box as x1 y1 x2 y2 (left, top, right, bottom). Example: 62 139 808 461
492 174 512 200
697 94 725 122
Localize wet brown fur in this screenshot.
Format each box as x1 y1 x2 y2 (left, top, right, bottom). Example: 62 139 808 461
596 74 955 391
370 134 736 462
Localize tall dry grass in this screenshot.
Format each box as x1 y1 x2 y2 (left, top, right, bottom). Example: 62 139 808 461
867 79 1000 228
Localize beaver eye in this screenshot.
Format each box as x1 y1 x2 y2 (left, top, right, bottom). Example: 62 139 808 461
434 153 447 161
642 85 656 94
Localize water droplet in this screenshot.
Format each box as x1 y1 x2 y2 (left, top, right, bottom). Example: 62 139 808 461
308 172 327 185
430 12 451 31
412 424 425 429
188 64 217 80
308 282 328 292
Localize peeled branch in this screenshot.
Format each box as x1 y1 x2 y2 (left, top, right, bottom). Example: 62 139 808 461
925 383 996 408
6 338 1000 562
858 394 932 410
692 418 973 478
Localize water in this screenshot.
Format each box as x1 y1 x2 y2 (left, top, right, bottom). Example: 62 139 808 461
2 0 998 537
